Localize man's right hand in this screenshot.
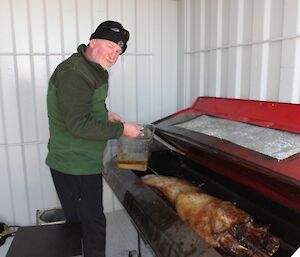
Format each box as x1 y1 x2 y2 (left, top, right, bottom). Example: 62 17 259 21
123 122 143 138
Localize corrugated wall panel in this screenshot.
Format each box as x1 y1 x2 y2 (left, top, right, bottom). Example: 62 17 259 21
289 0 300 103
182 0 300 107
0 0 13 53
39 144 58 207
227 0 240 97
24 144 43 224
78 1 93 44
0 0 178 225
33 56 49 140
61 0 78 53
123 56 138 121
151 0 163 120
12 0 30 54
8 146 29 224
0 57 21 145
162 0 178 117
137 56 152 123
266 0 282 101
17 56 37 142
46 1 62 53
183 0 192 107
29 0 47 53
91 0 108 28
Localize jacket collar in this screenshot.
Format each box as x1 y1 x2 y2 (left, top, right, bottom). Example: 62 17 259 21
77 44 108 78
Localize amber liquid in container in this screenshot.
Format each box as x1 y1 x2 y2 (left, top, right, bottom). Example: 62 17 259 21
117 160 148 171
117 124 154 171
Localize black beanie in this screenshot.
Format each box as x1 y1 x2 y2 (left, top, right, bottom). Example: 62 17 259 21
90 20 129 54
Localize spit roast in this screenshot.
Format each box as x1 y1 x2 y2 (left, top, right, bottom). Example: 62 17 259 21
104 97 300 257
142 175 280 257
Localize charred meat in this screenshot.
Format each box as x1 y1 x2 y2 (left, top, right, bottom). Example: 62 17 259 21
142 175 280 257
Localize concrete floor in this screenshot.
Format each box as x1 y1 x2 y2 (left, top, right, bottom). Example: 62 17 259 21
0 237 13 257
106 209 155 257
0 209 154 257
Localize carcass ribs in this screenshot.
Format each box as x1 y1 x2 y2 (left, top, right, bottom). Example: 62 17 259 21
142 175 280 257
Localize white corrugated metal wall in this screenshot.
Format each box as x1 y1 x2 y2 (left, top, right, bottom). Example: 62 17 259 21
0 0 177 226
2 0 300 227
178 0 300 108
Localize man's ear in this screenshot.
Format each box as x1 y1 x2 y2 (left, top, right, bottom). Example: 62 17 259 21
89 39 96 48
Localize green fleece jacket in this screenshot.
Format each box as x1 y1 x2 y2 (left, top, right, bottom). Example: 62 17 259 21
46 44 124 175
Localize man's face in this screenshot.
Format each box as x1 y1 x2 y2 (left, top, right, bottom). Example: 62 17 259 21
89 39 123 70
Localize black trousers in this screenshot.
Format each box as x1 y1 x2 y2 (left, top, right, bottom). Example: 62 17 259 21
50 168 106 257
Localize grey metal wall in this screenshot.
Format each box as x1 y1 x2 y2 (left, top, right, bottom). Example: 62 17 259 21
0 0 178 225
178 0 300 108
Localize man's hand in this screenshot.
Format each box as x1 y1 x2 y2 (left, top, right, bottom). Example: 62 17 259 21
108 111 124 122
123 122 143 138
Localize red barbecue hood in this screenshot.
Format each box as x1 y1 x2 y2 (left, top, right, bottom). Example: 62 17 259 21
153 97 300 213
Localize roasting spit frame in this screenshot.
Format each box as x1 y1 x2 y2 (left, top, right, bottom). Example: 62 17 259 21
104 97 300 257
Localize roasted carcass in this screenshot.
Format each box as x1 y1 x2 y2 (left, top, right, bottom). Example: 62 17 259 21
142 175 280 257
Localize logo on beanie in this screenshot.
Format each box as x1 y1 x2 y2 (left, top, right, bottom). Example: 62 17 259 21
118 41 124 48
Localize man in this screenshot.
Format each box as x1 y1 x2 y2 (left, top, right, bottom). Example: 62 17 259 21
46 20 142 257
